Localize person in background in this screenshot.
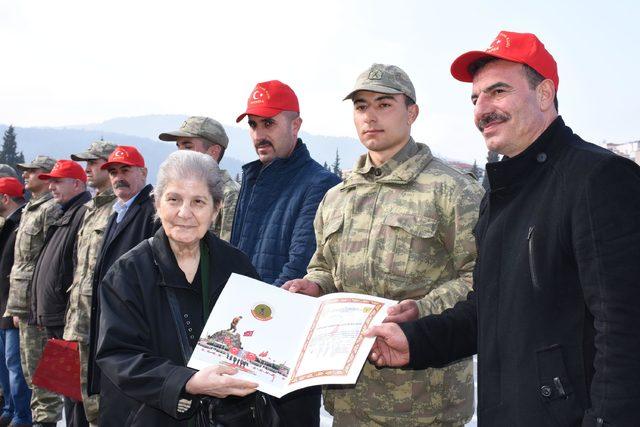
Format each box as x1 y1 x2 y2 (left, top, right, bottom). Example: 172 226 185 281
232 80 341 426
159 116 240 242
85 145 158 425
64 141 117 427
0 177 30 427
7 155 62 427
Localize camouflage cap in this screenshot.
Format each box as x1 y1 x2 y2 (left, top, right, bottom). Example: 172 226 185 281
344 63 416 103
71 140 117 161
0 164 18 178
158 116 229 149
16 155 57 172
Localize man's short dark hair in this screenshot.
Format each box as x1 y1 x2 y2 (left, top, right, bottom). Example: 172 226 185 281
201 138 225 162
469 57 559 111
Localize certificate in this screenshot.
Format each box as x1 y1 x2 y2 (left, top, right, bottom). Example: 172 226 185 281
187 273 395 398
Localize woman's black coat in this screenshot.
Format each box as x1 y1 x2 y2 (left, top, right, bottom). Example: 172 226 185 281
96 227 259 427
401 117 640 426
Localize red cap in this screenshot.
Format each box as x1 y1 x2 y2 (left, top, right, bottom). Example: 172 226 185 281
100 146 145 170
0 177 24 198
450 31 559 90
236 80 299 123
39 160 87 182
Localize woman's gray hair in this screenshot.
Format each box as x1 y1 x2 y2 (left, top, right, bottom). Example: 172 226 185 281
154 150 224 207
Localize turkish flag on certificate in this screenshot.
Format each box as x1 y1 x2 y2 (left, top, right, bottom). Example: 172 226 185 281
32 338 82 401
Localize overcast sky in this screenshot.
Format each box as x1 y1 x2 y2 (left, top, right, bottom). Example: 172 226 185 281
1 0 639 164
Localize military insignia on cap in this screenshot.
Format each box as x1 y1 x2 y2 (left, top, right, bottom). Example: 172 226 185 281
368 69 383 80
251 303 273 321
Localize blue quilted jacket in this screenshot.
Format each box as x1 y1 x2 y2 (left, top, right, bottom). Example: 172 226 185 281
230 140 341 286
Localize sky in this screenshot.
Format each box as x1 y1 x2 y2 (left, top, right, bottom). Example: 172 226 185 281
1 0 639 164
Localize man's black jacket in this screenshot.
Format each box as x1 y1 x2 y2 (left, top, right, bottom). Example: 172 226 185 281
400 117 640 426
0 206 23 329
31 191 91 327
87 184 159 394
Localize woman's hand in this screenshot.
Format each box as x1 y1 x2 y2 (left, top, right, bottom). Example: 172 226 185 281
185 365 258 398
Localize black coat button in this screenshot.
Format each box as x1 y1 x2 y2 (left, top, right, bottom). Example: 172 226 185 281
540 385 552 397
374 168 382 176
536 153 547 163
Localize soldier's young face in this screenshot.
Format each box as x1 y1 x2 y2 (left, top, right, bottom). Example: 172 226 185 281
352 92 417 162
107 164 147 202
85 159 110 191
247 112 301 165
156 178 218 247
471 60 548 157
48 178 82 204
22 168 47 193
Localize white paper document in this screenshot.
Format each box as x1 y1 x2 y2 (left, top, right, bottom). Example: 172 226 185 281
187 273 396 398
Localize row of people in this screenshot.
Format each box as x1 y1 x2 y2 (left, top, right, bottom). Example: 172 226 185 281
0 28 638 427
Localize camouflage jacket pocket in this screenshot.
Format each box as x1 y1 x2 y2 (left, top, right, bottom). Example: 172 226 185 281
377 213 439 280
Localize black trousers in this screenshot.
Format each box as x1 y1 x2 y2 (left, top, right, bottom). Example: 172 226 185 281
275 386 321 427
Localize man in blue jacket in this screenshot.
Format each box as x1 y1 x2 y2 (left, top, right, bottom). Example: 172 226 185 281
232 79 341 425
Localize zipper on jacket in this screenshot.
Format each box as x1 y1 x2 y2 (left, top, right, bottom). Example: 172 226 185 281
527 226 541 290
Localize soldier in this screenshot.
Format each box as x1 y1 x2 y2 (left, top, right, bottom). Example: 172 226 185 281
85 146 158 425
63 141 116 427
284 64 483 426
30 160 91 426
159 116 240 241
6 156 63 427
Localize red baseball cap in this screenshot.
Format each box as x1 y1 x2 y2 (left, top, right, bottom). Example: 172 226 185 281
236 80 299 123
100 146 146 170
39 160 87 183
450 31 559 90
0 177 24 198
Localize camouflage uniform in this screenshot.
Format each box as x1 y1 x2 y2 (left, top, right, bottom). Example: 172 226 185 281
7 158 64 423
304 62 482 426
63 188 115 422
305 140 482 426
159 116 239 242
212 169 240 241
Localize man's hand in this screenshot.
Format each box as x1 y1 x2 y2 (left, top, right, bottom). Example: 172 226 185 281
282 279 321 297
384 299 419 323
12 316 19 328
364 323 411 368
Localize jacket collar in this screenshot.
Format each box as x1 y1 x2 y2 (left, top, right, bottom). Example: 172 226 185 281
25 192 53 211
150 227 213 290
486 116 569 192
5 205 24 226
241 139 310 178
343 138 433 190
60 191 91 213
91 188 116 210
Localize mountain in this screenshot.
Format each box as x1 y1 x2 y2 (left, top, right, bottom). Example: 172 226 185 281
2 115 482 185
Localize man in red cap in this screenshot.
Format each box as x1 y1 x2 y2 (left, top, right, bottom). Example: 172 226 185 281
0 178 31 427
29 160 91 426
367 31 640 426
86 146 158 425
232 81 341 426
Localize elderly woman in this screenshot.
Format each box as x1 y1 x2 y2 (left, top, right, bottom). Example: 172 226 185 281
96 151 277 426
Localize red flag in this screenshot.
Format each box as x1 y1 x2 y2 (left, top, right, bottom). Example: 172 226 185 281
243 330 254 337
259 351 268 357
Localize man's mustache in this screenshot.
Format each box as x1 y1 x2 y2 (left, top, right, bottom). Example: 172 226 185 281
255 139 273 149
114 180 130 189
477 112 511 132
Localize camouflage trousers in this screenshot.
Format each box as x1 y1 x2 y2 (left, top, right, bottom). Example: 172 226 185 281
79 342 99 422
17 319 63 423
